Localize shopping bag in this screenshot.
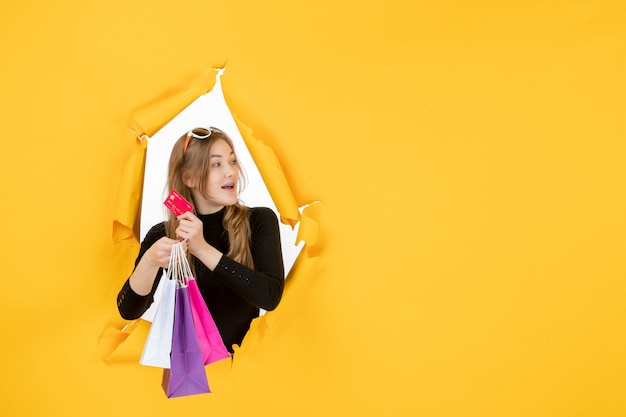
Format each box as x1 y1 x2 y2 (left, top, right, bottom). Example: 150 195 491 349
175 241 230 365
162 283 210 398
187 278 231 365
139 272 176 368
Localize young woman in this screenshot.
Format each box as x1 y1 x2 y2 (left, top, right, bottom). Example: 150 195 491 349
117 127 285 353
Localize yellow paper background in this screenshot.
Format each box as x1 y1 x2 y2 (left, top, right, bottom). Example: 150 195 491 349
1 1 625 416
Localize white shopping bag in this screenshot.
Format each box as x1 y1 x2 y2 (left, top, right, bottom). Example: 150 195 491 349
139 269 177 368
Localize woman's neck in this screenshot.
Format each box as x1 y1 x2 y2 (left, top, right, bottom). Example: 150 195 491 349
195 204 225 215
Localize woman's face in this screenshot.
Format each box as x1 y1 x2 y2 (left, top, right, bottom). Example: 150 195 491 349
191 138 240 214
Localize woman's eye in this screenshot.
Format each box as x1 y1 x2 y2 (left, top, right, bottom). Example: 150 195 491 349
211 163 220 167
230 160 237 165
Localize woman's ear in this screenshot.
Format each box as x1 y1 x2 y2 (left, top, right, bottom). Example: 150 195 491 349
182 169 196 188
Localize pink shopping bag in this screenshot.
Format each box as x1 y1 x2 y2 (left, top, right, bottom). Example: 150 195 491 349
187 278 231 365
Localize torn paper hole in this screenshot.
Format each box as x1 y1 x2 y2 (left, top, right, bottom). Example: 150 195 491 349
139 69 304 321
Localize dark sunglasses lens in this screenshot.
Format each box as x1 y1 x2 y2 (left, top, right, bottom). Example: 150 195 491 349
192 128 211 138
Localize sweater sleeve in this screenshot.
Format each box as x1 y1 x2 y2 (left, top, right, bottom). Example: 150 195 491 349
214 207 285 311
116 223 166 320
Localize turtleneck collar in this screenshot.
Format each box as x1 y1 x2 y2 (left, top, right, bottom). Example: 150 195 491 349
196 206 226 233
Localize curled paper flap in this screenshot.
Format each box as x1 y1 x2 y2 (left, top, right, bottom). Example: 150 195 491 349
296 201 326 257
128 69 219 138
233 115 301 228
296 212 317 249
112 143 147 243
97 319 144 362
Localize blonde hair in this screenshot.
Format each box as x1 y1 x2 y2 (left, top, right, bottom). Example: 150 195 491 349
165 127 254 269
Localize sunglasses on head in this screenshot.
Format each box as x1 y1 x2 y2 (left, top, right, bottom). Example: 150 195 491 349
183 127 213 155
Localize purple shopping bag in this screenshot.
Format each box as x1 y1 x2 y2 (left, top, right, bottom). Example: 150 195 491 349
162 285 210 398
188 278 231 365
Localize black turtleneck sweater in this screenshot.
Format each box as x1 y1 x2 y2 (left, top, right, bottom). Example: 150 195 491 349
117 207 285 353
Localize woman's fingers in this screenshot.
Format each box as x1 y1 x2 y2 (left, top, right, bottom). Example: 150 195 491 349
176 214 203 242
151 237 181 268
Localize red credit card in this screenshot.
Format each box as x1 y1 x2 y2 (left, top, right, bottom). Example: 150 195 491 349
164 189 194 216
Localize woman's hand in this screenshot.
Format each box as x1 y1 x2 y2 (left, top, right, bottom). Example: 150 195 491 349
144 236 180 269
176 211 223 270
129 236 182 295
176 211 206 256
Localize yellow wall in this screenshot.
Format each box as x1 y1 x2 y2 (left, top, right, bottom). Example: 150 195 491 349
2 1 625 416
